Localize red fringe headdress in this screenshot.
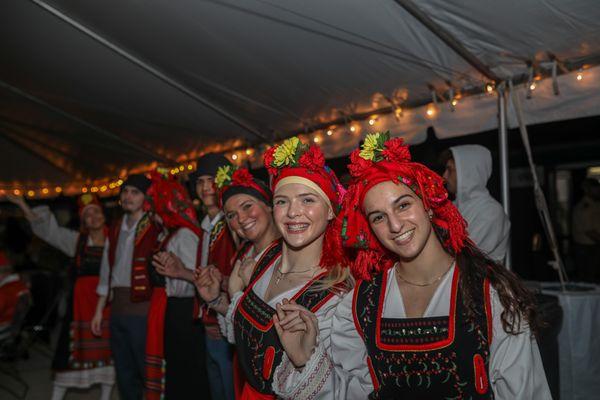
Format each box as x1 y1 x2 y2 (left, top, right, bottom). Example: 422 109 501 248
146 169 202 237
264 137 347 270
337 131 469 280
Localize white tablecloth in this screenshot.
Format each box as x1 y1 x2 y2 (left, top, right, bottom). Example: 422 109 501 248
541 283 600 400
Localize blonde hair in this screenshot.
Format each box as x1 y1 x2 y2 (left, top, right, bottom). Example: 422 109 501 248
312 261 355 295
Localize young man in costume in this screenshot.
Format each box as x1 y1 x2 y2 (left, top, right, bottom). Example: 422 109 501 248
8 194 114 400
93 174 160 400
188 153 237 400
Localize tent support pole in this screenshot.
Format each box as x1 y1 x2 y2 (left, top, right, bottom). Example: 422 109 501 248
0 79 171 163
29 0 268 142
497 84 512 269
391 0 501 82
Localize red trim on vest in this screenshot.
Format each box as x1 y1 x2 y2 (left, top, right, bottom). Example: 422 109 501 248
484 278 493 345
262 346 276 381
366 355 380 392
107 216 160 302
374 266 460 352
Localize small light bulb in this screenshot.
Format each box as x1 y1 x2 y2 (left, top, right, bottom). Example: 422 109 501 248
326 129 333 136
451 99 458 107
486 84 494 93
187 164 193 170
313 136 320 143
350 125 356 132
91 187 99 193
426 109 434 116
42 188 49 194
246 149 253 156
368 119 375 126
529 82 536 91
232 154 238 160
27 190 35 197
55 186 62 193
14 189 21 196
576 73 583 81
179 165 185 171
100 185 107 192
117 179 123 186
82 187 88 193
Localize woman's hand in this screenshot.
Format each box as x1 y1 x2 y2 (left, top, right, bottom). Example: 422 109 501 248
273 299 319 368
228 259 245 297
91 310 103 337
193 265 222 303
153 251 183 279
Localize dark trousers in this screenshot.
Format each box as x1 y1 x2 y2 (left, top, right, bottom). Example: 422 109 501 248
110 314 147 400
164 297 210 399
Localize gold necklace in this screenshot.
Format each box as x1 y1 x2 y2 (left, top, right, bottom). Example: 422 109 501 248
395 259 455 287
274 263 317 285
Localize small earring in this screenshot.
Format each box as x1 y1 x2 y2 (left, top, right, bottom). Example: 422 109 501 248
428 211 433 220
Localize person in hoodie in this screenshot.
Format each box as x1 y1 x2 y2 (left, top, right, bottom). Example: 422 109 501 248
441 145 511 263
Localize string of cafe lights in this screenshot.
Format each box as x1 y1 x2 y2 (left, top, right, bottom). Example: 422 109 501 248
0 63 591 199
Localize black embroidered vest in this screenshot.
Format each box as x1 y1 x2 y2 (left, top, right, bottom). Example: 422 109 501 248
233 240 336 394
73 234 104 279
353 266 494 399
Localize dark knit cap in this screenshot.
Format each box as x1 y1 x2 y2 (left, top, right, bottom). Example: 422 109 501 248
189 153 231 182
121 173 151 194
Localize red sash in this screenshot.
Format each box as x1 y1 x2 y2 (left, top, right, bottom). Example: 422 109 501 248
144 287 167 399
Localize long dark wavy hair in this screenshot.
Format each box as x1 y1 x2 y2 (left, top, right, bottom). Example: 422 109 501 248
454 240 543 336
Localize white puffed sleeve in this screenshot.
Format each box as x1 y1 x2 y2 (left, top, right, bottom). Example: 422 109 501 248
29 205 79 257
222 291 244 344
489 287 551 399
272 294 342 400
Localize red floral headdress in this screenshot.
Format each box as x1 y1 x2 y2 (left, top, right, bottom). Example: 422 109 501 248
264 137 347 270
337 131 468 280
215 166 271 207
78 193 102 217
146 169 202 237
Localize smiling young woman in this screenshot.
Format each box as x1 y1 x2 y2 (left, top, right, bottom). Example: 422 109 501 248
194 137 351 400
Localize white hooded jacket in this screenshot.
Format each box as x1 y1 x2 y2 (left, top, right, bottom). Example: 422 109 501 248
450 145 511 262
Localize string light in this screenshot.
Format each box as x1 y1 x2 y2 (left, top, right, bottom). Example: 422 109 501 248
109 183 116 189
13 189 21 196
187 164 193 170
179 165 185 171
82 187 88 193
100 185 107 192
529 82 537 91
577 69 583 81
55 186 62 193
27 190 35 197
231 154 238 160
451 98 458 107
313 136 321 143
485 83 494 93
91 187 99 193
349 125 356 133
326 129 333 136
245 148 253 156
426 104 437 118
117 179 123 186
42 188 49 195
368 116 377 126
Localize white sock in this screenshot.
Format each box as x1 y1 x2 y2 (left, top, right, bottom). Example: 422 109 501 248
100 383 113 400
51 385 67 400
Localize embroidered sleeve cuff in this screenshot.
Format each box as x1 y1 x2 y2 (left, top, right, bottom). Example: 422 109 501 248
272 341 333 400
224 291 243 344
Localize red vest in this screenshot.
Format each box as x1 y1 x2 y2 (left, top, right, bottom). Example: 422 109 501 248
108 214 161 302
197 217 236 324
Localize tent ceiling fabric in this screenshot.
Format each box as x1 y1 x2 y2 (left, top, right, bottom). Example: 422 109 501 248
1 0 599 188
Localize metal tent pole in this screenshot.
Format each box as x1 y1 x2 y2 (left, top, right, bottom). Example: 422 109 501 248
498 84 512 269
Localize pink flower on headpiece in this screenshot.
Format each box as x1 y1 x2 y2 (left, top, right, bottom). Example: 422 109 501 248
231 168 254 186
382 138 411 162
348 149 373 177
298 145 325 171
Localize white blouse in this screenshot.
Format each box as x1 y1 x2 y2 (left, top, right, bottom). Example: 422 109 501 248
222 252 343 398
276 265 552 400
162 227 199 298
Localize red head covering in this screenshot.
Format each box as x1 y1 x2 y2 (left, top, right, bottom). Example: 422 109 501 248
78 193 102 218
337 131 469 280
146 170 202 237
264 137 347 270
215 166 271 208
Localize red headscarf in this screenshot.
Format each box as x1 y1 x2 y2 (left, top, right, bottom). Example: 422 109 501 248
337 131 469 280
146 170 202 237
264 137 347 270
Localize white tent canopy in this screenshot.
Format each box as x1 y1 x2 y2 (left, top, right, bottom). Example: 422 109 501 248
1 0 599 192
